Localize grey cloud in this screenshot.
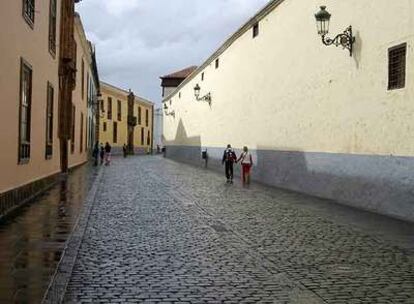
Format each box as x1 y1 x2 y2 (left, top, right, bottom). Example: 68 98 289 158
76 0 270 105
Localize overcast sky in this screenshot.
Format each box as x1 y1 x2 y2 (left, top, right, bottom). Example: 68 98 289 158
76 0 270 105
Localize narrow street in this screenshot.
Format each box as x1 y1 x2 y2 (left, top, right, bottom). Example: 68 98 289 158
61 156 414 303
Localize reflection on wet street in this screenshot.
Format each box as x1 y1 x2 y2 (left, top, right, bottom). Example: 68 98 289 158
0 164 97 304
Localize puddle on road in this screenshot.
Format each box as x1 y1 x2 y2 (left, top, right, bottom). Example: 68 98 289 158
0 165 97 304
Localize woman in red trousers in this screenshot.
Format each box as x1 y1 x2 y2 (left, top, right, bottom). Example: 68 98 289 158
237 146 253 184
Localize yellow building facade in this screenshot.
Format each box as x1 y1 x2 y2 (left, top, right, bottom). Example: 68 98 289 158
100 82 154 154
0 0 62 196
69 13 96 167
0 1 96 218
163 0 414 221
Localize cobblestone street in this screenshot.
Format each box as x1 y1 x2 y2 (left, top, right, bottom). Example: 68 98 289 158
63 156 414 304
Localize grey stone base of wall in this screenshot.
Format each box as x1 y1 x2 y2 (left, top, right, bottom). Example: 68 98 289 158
0 173 60 221
0 161 88 222
166 145 414 223
111 146 152 156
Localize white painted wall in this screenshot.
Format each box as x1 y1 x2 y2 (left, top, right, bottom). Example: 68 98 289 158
153 108 163 149
163 0 414 157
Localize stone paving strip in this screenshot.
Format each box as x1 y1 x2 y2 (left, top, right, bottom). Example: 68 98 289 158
42 169 104 304
62 156 414 303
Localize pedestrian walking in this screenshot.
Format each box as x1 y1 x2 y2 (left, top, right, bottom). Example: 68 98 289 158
122 144 128 158
92 141 99 166
237 146 253 184
99 143 105 165
222 144 237 183
104 142 112 166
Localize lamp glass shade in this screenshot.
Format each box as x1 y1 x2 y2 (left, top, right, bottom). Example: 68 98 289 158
194 84 200 98
315 6 331 36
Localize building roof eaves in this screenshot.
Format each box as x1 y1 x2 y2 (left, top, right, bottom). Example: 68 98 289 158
160 65 198 79
162 0 285 102
100 81 154 106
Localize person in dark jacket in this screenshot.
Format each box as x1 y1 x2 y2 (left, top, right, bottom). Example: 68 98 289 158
92 142 99 166
104 142 112 166
122 144 128 158
99 143 105 165
222 144 237 183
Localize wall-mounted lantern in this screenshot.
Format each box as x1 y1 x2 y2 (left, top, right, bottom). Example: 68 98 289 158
163 103 175 118
193 84 211 106
314 6 355 57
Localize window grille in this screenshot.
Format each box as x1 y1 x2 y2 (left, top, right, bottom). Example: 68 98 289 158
45 83 54 158
49 0 57 54
107 97 112 119
388 43 407 90
19 59 32 162
253 23 259 38
113 122 118 143
71 106 75 153
23 0 35 26
117 100 122 121
138 107 142 125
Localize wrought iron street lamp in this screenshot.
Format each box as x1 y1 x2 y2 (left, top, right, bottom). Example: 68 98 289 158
193 84 211 105
314 6 355 57
163 103 175 118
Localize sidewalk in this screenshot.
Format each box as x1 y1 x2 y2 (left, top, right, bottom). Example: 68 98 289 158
63 156 414 303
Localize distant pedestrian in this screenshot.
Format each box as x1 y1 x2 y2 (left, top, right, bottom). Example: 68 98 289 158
222 144 237 184
123 144 128 158
99 143 105 165
237 146 253 184
104 142 112 166
156 145 161 154
92 141 99 166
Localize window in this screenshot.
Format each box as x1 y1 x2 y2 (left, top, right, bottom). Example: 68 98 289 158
86 72 89 101
215 58 219 69
81 59 85 99
113 122 118 143
388 43 407 90
201 72 204 81
23 0 35 27
73 42 77 88
45 83 54 159
253 22 259 38
107 97 112 119
100 99 104 112
48 0 57 54
138 106 142 125
80 113 84 153
141 128 144 145
71 106 75 153
117 100 122 121
103 122 107 132
19 59 32 163
147 130 151 146
145 109 149 127
85 115 88 150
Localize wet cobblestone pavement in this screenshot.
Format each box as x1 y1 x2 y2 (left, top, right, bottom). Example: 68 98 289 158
64 156 414 303
0 164 98 304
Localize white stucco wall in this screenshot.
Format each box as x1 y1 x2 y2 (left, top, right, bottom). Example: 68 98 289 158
153 108 163 149
163 0 414 157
